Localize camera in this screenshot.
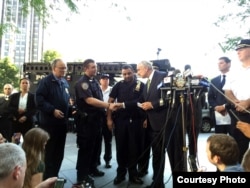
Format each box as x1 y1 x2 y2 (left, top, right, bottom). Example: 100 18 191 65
53 178 66 188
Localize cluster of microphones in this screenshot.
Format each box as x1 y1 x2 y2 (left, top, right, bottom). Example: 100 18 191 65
162 65 210 88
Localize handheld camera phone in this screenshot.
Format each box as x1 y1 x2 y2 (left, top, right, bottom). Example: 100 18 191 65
53 178 66 188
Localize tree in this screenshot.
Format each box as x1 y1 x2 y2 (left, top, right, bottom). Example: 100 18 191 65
0 57 19 90
215 0 250 52
42 50 61 63
0 0 79 39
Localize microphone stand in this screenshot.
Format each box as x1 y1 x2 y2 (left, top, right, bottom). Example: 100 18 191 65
161 85 204 172
180 90 188 171
180 91 188 172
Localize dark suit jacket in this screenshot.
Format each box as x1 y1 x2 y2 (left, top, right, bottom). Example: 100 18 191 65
8 92 37 123
143 70 167 131
208 75 227 109
0 96 11 118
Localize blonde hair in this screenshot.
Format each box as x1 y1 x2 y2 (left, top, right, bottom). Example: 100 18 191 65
22 128 50 188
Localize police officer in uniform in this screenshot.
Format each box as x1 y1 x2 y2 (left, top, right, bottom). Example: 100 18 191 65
74 59 119 187
107 64 145 185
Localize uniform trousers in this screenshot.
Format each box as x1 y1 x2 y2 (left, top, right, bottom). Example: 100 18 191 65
41 123 67 179
114 117 141 179
97 114 112 165
76 114 102 181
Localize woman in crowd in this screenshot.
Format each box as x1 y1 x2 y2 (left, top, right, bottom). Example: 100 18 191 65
8 78 37 141
22 127 50 188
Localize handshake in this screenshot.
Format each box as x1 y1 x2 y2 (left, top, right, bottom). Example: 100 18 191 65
107 102 124 111
107 102 154 111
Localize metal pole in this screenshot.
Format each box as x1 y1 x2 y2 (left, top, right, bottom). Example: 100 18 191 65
180 91 188 171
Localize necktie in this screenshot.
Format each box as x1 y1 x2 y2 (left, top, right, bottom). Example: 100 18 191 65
5 96 9 100
147 79 151 92
221 75 226 87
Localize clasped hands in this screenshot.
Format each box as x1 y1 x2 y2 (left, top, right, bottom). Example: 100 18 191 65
107 102 153 111
139 102 153 111
107 103 123 111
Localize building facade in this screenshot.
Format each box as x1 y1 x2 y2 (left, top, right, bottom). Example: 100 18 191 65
0 0 43 72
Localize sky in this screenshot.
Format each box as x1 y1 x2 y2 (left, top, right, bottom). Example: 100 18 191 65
43 0 243 78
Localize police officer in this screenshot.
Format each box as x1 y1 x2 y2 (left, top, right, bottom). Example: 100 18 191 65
107 64 145 185
74 59 119 187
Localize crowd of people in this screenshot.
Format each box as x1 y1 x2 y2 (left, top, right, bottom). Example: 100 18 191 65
0 39 250 188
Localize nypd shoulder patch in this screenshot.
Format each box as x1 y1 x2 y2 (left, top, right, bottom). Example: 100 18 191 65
81 82 89 90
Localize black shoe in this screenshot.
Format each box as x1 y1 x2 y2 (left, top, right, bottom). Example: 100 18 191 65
76 175 95 187
105 162 111 168
113 176 125 185
90 169 105 177
77 175 94 183
72 181 95 188
129 176 143 185
138 170 148 177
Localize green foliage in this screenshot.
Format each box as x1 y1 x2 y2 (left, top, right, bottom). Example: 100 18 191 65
42 50 61 63
215 0 250 51
0 23 19 37
0 0 80 39
19 0 79 26
0 57 19 90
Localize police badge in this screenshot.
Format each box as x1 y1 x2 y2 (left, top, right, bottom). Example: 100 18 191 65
81 82 89 90
135 81 141 92
65 88 69 94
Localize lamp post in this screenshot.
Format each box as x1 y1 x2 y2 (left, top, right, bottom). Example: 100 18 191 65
157 48 161 59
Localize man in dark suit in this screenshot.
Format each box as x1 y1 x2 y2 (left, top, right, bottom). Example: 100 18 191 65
0 84 13 142
208 56 232 135
137 60 167 188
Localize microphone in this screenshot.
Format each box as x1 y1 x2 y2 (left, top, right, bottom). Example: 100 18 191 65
183 69 193 79
163 67 176 87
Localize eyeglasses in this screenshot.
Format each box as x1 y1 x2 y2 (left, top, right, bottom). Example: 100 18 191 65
4 88 11 90
56 67 67 70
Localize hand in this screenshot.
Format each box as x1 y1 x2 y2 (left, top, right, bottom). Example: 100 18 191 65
53 109 64 119
109 103 123 111
141 102 153 111
235 100 249 112
214 105 225 113
18 116 27 123
236 121 250 138
35 177 57 188
142 119 147 128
